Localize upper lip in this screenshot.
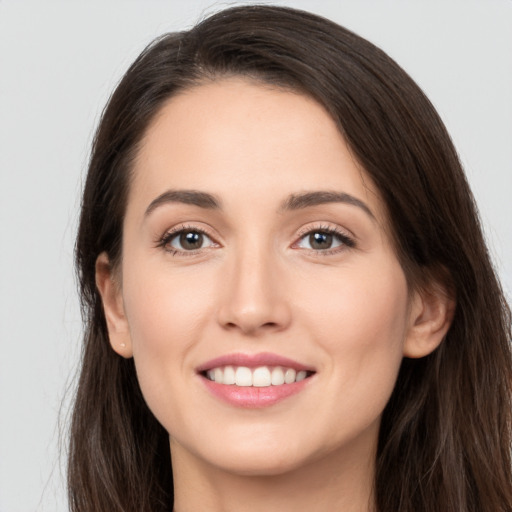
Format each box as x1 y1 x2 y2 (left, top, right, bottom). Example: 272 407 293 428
196 352 315 373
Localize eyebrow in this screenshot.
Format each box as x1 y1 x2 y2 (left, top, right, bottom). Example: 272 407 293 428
144 189 374 220
280 190 375 219
145 189 222 216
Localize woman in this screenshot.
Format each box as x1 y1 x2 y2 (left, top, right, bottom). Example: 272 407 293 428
69 5 512 511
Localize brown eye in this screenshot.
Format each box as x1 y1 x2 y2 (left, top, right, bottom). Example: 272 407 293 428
179 231 204 250
165 229 215 252
295 228 354 252
309 232 333 250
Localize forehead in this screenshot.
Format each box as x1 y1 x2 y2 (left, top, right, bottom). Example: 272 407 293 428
128 78 385 222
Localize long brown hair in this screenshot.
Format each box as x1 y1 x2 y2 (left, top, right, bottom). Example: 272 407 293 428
70 5 512 511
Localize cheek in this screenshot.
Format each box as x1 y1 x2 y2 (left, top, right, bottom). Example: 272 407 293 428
123 257 216 338
296 259 409 406
298 257 409 341
120 263 218 404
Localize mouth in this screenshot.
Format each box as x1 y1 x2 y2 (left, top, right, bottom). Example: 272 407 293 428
197 353 316 407
202 365 314 387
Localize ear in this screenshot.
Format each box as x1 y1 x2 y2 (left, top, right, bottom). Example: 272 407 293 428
95 252 133 358
403 283 455 359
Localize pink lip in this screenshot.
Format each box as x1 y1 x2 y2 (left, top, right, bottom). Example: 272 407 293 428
201 377 312 408
196 352 316 409
196 352 315 373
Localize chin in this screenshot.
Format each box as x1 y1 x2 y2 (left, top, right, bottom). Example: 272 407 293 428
212 433 339 478
211 451 309 477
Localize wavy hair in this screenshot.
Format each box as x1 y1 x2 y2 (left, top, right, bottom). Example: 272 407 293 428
69 5 512 511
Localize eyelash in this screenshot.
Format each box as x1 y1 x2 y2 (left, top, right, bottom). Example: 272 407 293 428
156 223 356 257
294 224 356 256
156 224 217 256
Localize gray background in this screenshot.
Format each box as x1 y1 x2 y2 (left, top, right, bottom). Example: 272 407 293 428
1 1 511 510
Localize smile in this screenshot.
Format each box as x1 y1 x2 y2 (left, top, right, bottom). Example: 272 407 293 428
197 353 316 408
204 365 312 387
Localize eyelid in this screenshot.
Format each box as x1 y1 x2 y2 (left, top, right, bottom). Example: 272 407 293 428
156 223 220 255
155 221 356 257
292 223 356 254
295 222 354 240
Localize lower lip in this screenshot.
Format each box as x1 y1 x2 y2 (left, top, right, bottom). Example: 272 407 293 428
200 376 312 408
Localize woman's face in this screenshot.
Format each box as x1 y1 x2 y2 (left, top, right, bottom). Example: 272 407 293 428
103 78 422 476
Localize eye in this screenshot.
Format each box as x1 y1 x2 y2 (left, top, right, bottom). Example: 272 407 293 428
159 227 217 254
295 227 355 253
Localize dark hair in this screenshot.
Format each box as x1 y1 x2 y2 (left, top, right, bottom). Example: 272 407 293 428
70 5 512 511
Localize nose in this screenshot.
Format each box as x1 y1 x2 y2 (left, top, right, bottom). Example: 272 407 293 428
216 244 292 336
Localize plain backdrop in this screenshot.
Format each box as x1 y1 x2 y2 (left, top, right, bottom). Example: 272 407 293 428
0 1 511 510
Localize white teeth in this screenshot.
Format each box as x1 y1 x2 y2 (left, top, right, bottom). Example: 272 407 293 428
223 365 236 385
296 370 307 382
214 367 223 383
205 365 311 387
271 367 285 385
284 368 296 384
253 366 272 387
235 366 252 386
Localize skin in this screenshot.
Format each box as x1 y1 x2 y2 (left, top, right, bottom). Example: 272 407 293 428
96 78 453 512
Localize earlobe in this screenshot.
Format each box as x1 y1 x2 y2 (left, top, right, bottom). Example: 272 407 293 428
403 284 456 359
95 252 133 358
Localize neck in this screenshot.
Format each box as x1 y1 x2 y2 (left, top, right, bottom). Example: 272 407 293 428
170 433 377 512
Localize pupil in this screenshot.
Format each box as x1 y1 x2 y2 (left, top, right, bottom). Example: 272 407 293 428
180 231 203 250
310 232 332 250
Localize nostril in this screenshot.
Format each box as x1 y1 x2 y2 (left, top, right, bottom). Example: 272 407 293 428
221 320 279 334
